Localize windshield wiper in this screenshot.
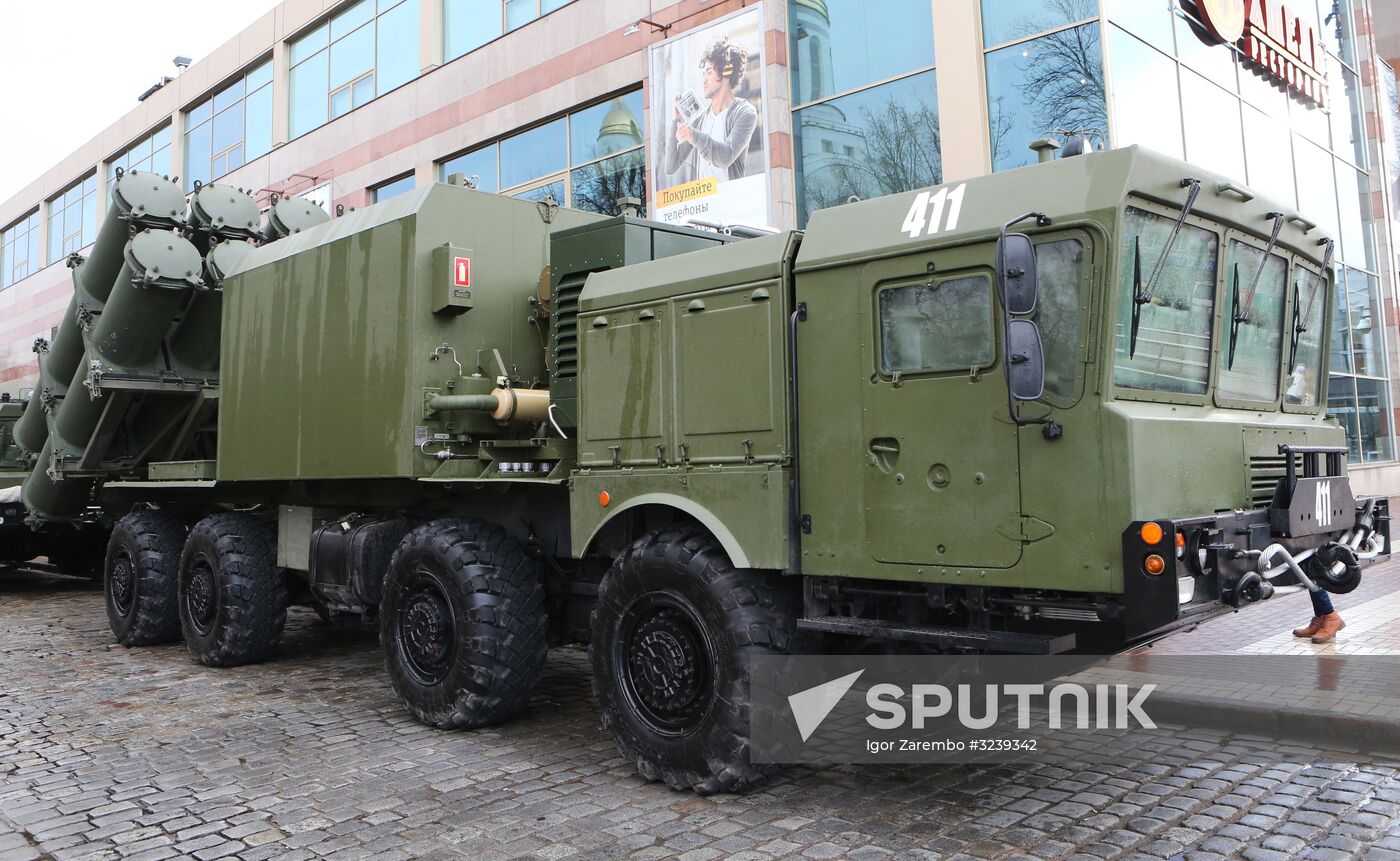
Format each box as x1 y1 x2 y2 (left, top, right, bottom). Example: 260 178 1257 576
1228 262 1242 368
1227 211 1285 370
1289 238 1334 368
1129 178 1201 358
1129 236 1144 357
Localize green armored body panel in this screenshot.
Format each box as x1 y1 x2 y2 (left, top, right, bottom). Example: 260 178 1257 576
8 146 1390 796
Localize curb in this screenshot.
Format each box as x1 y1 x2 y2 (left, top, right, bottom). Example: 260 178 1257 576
1144 691 1400 753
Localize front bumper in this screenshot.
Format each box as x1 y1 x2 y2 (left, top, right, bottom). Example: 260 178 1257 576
1121 446 1390 641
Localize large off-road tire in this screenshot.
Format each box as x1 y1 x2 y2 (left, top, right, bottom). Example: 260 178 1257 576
105 510 187 646
177 513 287 667
381 519 548 729
591 526 802 795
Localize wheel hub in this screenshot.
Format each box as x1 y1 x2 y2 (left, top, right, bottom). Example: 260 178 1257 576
400 583 453 683
186 562 218 632
625 604 710 729
109 556 135 614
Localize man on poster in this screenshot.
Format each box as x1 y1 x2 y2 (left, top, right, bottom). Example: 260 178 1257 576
663 36 759 185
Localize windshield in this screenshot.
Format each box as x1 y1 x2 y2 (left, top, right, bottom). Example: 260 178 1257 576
1286 266 1327 407
1113 206 1219 394
1218 239 1287 402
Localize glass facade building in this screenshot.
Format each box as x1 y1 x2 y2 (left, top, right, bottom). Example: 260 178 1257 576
290 0 421 139
0 0 1397 481
185 60 275 192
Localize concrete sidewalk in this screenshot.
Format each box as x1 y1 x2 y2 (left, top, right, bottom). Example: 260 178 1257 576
1084 557 1400 751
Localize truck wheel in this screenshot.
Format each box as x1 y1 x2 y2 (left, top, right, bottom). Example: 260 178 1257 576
178 513 287 667
591 526 801 795
106 510 187 646
381 519 547 729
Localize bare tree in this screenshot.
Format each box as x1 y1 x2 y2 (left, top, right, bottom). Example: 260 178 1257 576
800 92 942 216
570 152 647 217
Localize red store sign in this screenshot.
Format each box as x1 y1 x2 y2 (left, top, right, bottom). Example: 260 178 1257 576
1197 0 1327 108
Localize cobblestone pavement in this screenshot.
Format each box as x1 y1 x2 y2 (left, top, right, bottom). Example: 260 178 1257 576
5 569 1400 861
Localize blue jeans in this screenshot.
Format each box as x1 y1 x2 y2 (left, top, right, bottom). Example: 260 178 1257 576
1310 588 1334 616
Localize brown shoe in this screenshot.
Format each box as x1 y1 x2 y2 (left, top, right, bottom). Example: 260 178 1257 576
1293 616 1323 638
1311 612 1346 644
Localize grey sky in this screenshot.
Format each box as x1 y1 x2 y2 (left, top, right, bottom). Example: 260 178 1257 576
0 1 281 205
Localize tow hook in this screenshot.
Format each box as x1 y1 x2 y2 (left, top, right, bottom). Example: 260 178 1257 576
1311 542 1362 594
1226 571 1274 608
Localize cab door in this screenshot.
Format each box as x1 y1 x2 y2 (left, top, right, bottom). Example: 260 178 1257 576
855 244 1023 568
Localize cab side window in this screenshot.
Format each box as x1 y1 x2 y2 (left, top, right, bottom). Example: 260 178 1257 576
878 274 993 374
1034 238 1087 400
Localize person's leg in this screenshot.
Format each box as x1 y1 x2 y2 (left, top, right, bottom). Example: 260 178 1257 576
1293 588 1329 638
1311 587 1345 643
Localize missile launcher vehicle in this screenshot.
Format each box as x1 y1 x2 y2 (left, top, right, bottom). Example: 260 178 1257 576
9 145 1389 793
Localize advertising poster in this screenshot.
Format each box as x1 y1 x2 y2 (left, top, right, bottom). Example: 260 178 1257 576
649 5 769 228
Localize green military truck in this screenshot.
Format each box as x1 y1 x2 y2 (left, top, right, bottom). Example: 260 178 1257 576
1 393 106 575
9 145 1388 793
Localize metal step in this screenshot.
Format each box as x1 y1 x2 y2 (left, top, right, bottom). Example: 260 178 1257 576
797 616 1077 654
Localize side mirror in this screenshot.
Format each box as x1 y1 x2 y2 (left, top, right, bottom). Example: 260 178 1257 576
996 232 1038 315
1006 320 1045 401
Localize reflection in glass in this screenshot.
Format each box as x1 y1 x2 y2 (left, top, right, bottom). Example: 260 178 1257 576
982 0 1099 48
1107 27 1182 159
1328 374 1361 461
1320 0 1356 68
1333 160 1374 271
1218 240 1287 403
1328 63 1365 166
1034 239 1086 400
789 0 934 105
570 150 646 216
1180 69 1245 182
1355 377 1395 462
879 276 993 373
1113 206 1219 394
986 23 1107 172
1286 267 1327 407
512 180 566 204
500 119 566 189
794 71 940 226
445 0 502 59
1330 270 1353 374
440 146 500 192
372 174 415 202
1346 268 1384 377
569 93 643 164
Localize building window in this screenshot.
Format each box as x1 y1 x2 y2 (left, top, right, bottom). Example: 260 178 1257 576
443 0 576 61
439 90 645 216
185 60 274 191
290 0 421 139
372 174 416 202
1101 0 1392 462
108 126 173 180
1 211 41 290
47 175 97 264
983 0 1106 172
789 0 939 226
